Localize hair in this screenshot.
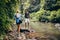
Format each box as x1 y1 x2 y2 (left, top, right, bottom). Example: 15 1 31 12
25 9 29 13
17 11 19 13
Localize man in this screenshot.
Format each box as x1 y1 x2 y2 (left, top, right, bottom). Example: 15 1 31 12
24 9 30 29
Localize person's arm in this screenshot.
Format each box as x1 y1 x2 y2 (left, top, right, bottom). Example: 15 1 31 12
14 14 16 20
20 14 23 21
29 13 31 19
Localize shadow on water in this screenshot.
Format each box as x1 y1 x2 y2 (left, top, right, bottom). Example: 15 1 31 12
54 34 60 40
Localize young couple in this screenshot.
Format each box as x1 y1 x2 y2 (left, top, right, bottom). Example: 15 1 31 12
14 9 30 38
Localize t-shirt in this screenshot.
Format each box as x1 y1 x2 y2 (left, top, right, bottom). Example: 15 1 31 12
15 13 22 20
25 12 30 18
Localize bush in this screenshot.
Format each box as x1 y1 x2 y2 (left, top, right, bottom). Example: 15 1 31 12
0 0 19 34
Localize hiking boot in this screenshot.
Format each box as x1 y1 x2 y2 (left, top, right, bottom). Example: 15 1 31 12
17 36 22 40
17 33 22 39
17 33 21 37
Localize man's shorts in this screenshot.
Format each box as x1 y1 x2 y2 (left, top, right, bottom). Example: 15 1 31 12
25 18 30 23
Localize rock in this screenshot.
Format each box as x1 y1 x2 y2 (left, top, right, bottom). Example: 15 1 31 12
55 23 60 30
55 23 60 27
21 33 26 40
3 36 8 40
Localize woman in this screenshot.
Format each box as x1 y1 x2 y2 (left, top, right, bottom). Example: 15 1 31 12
14 11 22 37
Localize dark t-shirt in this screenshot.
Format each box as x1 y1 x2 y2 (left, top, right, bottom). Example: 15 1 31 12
25 12 30 18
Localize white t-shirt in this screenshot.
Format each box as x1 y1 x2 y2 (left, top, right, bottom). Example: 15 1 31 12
16 13 21 18
15 13 22 20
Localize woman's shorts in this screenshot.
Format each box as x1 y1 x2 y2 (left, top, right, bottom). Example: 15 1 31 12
16 18 22 24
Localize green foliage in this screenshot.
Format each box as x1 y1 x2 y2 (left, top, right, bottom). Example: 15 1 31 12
30 8 60 22
30 0 60 23
30 9 45 21
44 0 60 10
28 0 40 13
0 0 19 34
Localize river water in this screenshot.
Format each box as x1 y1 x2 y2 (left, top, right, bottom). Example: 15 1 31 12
30 22 60 40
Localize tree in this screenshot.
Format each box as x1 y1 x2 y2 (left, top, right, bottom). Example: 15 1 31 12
0 0 19 34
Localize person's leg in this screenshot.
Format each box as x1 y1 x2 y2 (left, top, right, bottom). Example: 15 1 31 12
17 24 21 36
25 22 27 29
18 24 20 33
27 19 30 29
17 24 22 39
28 22 29 29
25 18 27 29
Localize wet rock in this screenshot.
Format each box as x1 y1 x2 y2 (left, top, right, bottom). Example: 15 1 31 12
55 23 60 30
55 23 60 27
